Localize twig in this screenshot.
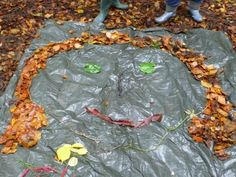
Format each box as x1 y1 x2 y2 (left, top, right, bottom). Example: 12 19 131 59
72 130 101 144
47 145 58 157
53 115 101 143
17 160 34 169
104 139 128 152
166 109 204 131
121 131 169 152
117 72 124 97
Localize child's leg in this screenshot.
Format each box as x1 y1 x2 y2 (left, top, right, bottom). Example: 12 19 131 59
112 0 128 9
155 0 180 23
188 0 203 22
94 0 113 23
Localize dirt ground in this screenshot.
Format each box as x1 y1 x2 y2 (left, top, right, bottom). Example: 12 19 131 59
0 0 235 94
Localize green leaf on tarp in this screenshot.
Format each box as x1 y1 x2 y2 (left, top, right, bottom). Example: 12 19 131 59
139 62 156 74
84 63 101 74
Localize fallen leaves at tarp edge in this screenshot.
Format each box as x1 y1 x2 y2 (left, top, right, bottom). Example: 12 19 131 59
188 116 236 160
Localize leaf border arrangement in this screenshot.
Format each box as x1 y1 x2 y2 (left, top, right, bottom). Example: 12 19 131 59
0 31 235 160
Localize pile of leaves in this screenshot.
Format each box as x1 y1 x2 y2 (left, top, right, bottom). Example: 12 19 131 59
0 0 235 93
0 31 235 160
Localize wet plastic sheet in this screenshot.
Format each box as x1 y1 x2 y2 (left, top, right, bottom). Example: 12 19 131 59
0 21 236 177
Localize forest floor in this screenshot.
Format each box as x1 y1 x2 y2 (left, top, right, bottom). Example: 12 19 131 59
0 0 235 94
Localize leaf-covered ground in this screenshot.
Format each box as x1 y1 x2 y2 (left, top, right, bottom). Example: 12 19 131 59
0 0 235 94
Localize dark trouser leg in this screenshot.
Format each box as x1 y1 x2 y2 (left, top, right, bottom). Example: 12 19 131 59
189 0 203 10
166 0 180 10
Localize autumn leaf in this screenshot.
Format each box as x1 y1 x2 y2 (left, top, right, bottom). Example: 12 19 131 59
56 144 72 163
192 136 204 143
71 148 88 155
139 62 156 74
68 157 78 167
74 43 84 49
84 63 101 74
71 143 84 148
201 80 212 88
52 45 61 52
76 9 84 14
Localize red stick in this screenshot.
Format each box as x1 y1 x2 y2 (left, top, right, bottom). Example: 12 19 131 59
134 114 162 128
32 166 57 173
60 167 68 177
85 107 162 128
19 169 30 177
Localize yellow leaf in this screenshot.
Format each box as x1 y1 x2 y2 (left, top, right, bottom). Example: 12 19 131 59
77 148 88 155
70 148 79 153
206 64 215 70
217 95 226 105
10 105 16 112
201 80 212 88
68 157 78 167
71 143 84 148
52 45 61 52
105 32 112 39
217 108 228 117
220 7 226 13
71 147 88 155
56 144 72 162
76 9 84 14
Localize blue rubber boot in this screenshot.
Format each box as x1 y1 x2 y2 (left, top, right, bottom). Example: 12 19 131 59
155 5 176 23
94 0 128 23
188 1 203 22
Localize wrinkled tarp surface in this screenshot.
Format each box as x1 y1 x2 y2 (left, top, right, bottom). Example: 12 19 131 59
0 21 236 177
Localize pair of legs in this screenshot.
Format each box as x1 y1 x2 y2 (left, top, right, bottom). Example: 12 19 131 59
156 0 203 23
94 0 128 23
